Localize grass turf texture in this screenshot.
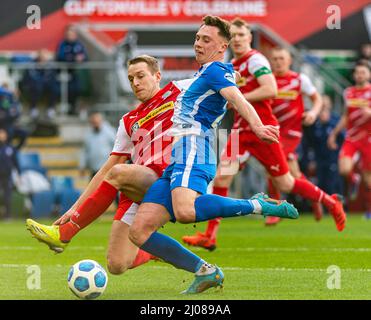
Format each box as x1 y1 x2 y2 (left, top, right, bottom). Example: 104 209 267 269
0 214 370 300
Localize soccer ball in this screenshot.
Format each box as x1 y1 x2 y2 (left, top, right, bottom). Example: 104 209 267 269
67 259 108 299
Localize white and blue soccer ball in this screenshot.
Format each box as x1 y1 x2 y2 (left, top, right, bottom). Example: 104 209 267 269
68 259 108 299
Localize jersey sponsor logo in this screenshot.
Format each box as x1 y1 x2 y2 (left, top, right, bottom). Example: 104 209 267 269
346 98 369 108
276 90 299 100
131 101 174 133
237 76 246 87
224 72 235 83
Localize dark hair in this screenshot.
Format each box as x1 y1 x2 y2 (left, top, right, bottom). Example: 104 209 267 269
202 15 231 41
354 60 371 72
127 55 160 74
231 17 251 31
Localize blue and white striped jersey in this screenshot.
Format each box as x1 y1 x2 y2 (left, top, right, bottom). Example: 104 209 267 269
171 61 237 137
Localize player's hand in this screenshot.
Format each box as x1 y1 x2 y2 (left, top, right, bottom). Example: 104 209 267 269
302 110 318 126
53 209 76 225
327 133 338 150
253 125 279 144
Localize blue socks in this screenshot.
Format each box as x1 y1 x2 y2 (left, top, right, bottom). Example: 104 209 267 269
140 232 204 273
139 195 256 273
194 194 254 222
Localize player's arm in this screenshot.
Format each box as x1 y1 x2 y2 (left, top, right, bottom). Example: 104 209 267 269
220 86 279 143
327 113 347 150
54 154 128 225
300 73 323 126
243 73 277 102
302 92 323 126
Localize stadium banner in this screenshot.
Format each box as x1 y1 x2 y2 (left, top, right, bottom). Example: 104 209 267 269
63 0 268 19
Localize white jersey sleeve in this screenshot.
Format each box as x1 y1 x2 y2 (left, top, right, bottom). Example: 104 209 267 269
299 73 317 96
248 53 272 78
111 118 133 157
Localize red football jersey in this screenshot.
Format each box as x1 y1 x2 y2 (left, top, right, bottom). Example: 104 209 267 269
272 71 316 139
343 84 371 142
231 49 278 132
111 82 180 172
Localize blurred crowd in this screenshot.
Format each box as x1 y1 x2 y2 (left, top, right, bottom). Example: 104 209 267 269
0 25 89 219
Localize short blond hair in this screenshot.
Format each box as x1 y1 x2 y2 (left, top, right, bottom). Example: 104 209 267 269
231 17 251 31
127 55 160 74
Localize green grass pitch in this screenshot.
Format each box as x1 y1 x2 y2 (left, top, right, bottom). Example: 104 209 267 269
1 214 370 300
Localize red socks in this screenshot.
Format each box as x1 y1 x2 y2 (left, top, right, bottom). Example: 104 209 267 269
129 250 154 269
292 178 335 209
59 181 118 242
267 178 281 200
205 186 228 239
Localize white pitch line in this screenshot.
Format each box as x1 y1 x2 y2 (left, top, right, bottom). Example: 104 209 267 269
1 246 371 253
192 247 371 253
150 266 371 272
0 246 105 251
2 264 371 273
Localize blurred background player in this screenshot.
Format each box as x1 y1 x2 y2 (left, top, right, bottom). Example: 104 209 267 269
327 63 371 218
305 95 344 197
265 46 323 225
20 49 59 119
79 112 116 179
182 18 346 251
0 85 28 150
56 26 88 116
0 129 19 220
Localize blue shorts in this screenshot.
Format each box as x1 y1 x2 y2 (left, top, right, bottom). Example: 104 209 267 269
142 135 216 222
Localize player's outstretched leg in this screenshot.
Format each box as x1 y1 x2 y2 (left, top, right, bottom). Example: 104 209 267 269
137 231 224 294
182 192 299 250
192 192 299 223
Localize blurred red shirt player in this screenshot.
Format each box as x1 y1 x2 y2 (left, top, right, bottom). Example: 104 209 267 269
269 47 324 223
328 63 371 217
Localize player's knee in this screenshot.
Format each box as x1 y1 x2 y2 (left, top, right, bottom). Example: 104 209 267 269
173 207 196 223
107 164 130 185
338 166 351 177
274 177 294 193
107 257 130 275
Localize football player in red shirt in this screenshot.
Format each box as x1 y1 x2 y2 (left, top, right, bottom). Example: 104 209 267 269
266 47 324 225
328 63 371 218
27 55 180 274
182 18 346 251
